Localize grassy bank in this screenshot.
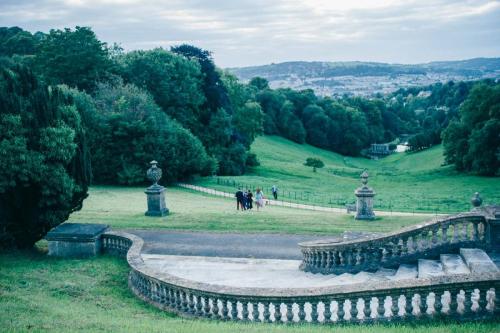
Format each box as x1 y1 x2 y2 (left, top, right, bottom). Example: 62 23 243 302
1 246 498 333
67 186 428 235
193 136 500 213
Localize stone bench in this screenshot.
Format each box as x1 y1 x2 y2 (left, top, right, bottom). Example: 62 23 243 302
46 223 109 258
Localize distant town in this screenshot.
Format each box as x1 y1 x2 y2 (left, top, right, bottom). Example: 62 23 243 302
229 58 500 97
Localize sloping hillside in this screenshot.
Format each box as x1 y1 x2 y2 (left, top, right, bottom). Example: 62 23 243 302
194 136 500 213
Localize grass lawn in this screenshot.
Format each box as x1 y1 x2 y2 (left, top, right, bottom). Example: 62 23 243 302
68 186 428 235
1 245 498 333
193 136 500 213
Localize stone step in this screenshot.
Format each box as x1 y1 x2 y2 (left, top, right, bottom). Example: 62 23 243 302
460 248 499 274
418 259 445 278
440 254 470 275
393 264 418 280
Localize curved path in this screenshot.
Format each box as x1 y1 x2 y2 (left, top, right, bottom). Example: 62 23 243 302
178 183 443 217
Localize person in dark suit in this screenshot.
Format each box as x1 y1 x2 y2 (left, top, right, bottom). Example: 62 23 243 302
235 188 245 210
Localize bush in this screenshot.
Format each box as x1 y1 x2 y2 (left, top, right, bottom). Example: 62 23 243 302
245 153 260 167
0 61 91 248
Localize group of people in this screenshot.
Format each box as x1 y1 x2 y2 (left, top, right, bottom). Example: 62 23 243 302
235 188 265 210
235 185 278 211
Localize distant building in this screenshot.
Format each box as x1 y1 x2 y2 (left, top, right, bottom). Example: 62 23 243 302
369 143 392 156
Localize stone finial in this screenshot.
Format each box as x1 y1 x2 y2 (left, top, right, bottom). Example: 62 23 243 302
147 160 162 186
471 192 482 208
360 170 369 186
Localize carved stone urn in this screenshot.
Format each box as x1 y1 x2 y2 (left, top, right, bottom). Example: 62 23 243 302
471 192 483 209
144 160 169 217
354 170 376 220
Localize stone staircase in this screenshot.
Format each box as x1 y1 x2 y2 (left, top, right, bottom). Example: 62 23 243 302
302 248 498 285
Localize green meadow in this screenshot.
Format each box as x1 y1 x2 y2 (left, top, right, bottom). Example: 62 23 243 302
67 186 427 235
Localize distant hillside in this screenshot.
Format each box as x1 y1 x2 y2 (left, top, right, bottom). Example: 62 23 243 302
228 58 500 97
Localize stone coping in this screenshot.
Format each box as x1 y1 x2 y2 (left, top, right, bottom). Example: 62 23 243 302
105 230 500 299
46 223 109 242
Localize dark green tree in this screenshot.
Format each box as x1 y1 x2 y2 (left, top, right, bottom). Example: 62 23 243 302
36 26 112 92
0 60 91 248
304 157 325 172
442 83 500 175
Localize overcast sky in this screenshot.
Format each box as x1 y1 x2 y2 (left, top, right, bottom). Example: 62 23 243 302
1 0 499 68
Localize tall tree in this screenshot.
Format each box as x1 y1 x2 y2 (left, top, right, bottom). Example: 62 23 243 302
0 60 91 248
36 26 112 92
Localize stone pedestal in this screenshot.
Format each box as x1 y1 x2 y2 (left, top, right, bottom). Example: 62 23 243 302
46 223 109 257
354 171 376 220
145 184 169 216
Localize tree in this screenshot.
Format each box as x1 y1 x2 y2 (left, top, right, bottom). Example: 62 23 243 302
69 81 215 185
442 83 500 175
36 26 112 92
232 101 264 148
0 60 91 248
249 77 269 90
304 157 324 172
118 48 205 132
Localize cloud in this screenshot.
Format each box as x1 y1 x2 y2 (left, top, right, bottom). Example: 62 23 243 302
0 0 499 67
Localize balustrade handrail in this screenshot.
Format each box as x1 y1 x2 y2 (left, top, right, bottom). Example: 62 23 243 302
299 211 489 251
100 230 499 325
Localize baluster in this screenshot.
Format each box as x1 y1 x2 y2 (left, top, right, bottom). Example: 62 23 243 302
242 301 250 321
391 295 399 320
463 289 473 317
461 223 468 242
203 297 211 318
363 297 371 321
175 290 182 310
339 251 345 266
297 302 306 322
274 302 283 323
168 288 175 308
351 298 359 322
195 295 203 316
431 228 439 246
355 248 362 265
286 302 294 323
434 292 443 316
424 293 432 317
472 222 479 242
311 302 319 323
188 293 196 314
486 288 496 313
212 298 220 318
449 291 458 316
405 293 413 317
324 300 332 323
181 291 188 313
252 302 259 321
230 300 238 320
452 224 459 243
337 300 345 322
263 302 271 322
221 299 229 320
441 225 449 244
376 296 385 320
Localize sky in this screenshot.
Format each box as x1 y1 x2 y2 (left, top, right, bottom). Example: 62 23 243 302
0 0 499 68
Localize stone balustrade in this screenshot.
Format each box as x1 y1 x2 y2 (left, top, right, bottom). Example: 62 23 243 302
101 230 499 325
300 210 495 274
